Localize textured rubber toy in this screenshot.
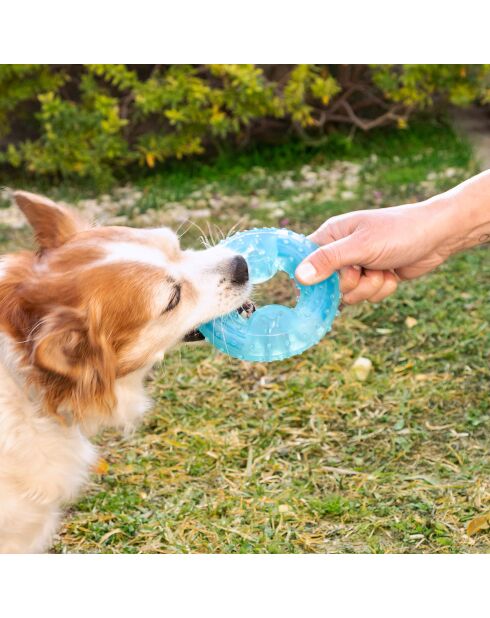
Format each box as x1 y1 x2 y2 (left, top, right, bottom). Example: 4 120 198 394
199 228 340 362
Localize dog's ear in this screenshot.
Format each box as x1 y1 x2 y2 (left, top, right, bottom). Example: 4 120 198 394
14 191 89 251
31 307 116 416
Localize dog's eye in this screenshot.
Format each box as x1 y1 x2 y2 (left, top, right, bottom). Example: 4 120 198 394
162 284 181 314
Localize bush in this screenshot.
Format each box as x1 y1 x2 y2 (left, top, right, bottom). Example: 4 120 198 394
0 64 488 183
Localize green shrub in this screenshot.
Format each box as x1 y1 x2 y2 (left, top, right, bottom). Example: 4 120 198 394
0 64 488 183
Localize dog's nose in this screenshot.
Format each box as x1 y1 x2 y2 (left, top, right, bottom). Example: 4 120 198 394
230 255 249 284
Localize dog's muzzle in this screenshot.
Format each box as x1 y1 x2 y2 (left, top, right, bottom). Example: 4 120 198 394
183 300 256 343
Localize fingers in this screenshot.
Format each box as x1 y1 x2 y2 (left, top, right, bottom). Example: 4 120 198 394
367 271 398 303
342 269 384 304
339 266 361 294
301 263 397 304
343 270 398 305
295 236 364 285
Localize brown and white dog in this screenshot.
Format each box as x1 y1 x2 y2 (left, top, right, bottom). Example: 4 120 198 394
0 191 251 553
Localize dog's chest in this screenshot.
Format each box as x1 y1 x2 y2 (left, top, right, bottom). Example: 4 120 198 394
0 331 152 510
0 358 97 506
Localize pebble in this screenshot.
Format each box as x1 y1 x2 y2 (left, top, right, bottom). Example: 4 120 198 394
351 357 373 381
341 190 355 200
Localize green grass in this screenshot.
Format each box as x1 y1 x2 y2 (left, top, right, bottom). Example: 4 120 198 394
134 119 474 213
2 121 489 553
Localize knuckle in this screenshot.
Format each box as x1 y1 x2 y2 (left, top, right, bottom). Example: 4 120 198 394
366 270 384 288
315 213 352 242
371 277 398 302
342 293 356 305
343 287 366 305
339 267 359 293
326 215 342 230
386 278 398 293
312 220 335 243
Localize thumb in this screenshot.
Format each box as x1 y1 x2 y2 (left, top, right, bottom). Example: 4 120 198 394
295 235 364 285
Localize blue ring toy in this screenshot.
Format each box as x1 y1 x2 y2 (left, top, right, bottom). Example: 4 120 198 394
199 228 340 362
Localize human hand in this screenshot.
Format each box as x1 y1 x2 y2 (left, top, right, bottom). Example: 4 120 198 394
295 201 457 304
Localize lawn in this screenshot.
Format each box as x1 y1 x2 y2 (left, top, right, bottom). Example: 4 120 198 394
2 121 489 553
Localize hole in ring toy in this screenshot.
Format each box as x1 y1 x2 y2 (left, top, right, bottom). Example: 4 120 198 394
199 228 340 362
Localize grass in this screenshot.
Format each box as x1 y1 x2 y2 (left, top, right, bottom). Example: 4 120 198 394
2 121 489 553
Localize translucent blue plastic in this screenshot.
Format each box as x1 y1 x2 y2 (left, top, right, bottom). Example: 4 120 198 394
199 228 340 362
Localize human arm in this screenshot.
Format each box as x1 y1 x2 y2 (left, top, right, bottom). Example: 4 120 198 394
295 170 490 304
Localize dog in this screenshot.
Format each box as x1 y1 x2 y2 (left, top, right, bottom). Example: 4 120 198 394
0 191 252 553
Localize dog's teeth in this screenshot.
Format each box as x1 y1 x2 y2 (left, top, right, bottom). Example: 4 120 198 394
238 300 256 319
183 329 205 342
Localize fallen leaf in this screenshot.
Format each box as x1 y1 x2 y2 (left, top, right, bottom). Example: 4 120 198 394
99 528 124 544
405 316 418 328
466 513 490 537
93 458 109 475
425 421 454 431
394 361 414 373
146 152 155 168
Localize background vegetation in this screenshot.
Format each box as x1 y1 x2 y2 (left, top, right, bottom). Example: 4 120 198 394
0 65 489 553
0 64 489 184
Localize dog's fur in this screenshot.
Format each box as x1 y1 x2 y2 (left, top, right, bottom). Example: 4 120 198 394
0 191 251 553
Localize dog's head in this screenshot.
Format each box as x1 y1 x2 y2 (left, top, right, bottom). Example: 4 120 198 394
1 191 251 421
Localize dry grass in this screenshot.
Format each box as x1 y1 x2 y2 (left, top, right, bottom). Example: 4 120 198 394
2 122 489 553
55 258 490 553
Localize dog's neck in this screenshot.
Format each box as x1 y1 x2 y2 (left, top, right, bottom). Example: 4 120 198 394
0 329 152 437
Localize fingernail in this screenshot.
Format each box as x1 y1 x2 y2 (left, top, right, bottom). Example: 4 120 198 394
296 261 317 283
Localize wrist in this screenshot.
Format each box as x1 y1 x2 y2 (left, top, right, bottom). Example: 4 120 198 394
421 176 490 256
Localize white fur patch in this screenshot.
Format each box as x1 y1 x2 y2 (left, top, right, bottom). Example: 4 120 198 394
98 241 168 269
0 336 97 553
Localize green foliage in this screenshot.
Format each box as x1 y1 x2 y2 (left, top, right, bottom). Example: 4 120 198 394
371 64 490 108
0 65 66 138
282 64 341 125
17 81 128 181
0 64 488 183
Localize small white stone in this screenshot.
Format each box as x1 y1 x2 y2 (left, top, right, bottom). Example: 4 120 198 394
192 209 211 219
341 190 355 200
405 316 418 329
0 206 26 229
351 357 373 381
272 207 285 217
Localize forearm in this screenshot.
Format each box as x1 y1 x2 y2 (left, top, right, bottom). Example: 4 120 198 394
424 169 490 255
297 169 490 291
